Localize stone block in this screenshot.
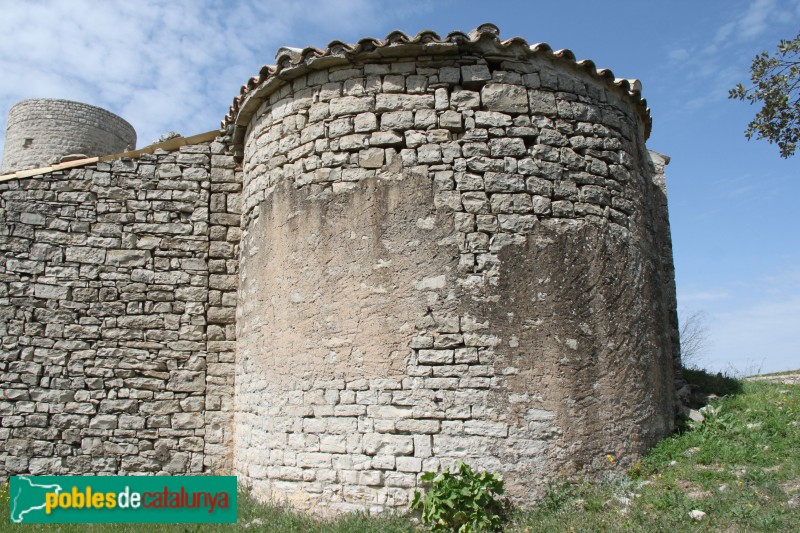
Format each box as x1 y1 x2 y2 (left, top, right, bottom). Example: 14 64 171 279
172 412 204 429
475 111 512 127
167 370 205 392
339 134 369 151
98 400 137 414
579 185 611 205
106 249 150 267
395 419 440 434
418 349 454 365
380 111 414 130
454 347 479 364
354 112 378 132
433 190 460 212
439 110 463 131
451 89 480 110
417 144 442 164
369 131 404 146
34 284 69 300
490 193 533 214
497 214 536 233
297 452 332 468
415 109 437 129
481 83 528 113
382 75 405 92
461 64 491 85
362 434 414 456
208 307 236 324
464 420 509 437
525 176 553 195
359 148 384 168
375 94 434 111
438 66 461 84
461 191 489 214
551 200 575 217
320 435 347 454
489 138 526 157
554 180 579 200
532 195 552 214
6 258 45 274
484 172 525 192
395 456 423 473
529 90 558 116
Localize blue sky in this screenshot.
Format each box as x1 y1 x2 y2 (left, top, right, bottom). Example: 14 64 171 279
0 0 798 374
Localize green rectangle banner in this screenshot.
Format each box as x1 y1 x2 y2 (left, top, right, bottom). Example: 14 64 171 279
9 476 237 524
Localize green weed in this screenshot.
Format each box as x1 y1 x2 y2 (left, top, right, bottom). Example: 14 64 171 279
410 461 506 532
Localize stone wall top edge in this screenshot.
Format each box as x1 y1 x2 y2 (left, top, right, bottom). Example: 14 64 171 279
0 129 221 182
647 149 671 165
7 98 137 137
224 24 651 138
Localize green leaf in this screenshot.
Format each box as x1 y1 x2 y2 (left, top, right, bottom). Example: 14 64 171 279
408 462 506 532
730 31 800 158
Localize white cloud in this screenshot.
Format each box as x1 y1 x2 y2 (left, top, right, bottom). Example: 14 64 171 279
712 21 737 47
656 0 800 120
712 0 796 45
680 266 800 375
667 48 690 63
679 290 731 303
738 0 775 39
0 0 430 156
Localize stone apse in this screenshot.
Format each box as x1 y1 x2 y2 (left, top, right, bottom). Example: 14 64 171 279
0 25 679 515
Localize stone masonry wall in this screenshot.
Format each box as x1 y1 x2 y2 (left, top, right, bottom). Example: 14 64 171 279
1 99 137 174
0 25 680 518
0 139 239 476
648 151 681 376
234 39 677 514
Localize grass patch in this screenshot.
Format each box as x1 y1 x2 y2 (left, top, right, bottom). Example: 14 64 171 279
509 376 800 532
0 487 415 532
2 371 797 532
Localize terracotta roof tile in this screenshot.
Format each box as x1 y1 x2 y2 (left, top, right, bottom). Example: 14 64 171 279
223 23 651 139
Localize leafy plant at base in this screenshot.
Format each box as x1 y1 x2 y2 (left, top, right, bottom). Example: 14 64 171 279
410 461 506 532
688 403 736 436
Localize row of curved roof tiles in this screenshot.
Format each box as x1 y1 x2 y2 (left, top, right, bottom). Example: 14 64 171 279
223 24 651 139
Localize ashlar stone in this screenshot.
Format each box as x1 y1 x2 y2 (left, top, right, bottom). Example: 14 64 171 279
481 83 529 114
359 148 385 168
461 64 491 85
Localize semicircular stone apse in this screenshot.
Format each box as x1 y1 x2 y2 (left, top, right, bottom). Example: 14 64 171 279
230 24 679 514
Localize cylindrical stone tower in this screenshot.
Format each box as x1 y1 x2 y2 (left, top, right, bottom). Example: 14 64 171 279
1 98 136 173
227 24 678 514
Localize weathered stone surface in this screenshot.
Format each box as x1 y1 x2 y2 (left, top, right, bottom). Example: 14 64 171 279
481 83 528 114
0 137 238 480
461 64 491 84
232 33 676 515
529 90 558 116
359 148 384 168
1 99 136 173
1 26 676 522
168 371 206 392
381 111 414 130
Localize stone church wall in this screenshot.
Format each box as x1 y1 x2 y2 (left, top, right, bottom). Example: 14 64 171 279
0 25 680 517
231 26 677 514
0 140 239 477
